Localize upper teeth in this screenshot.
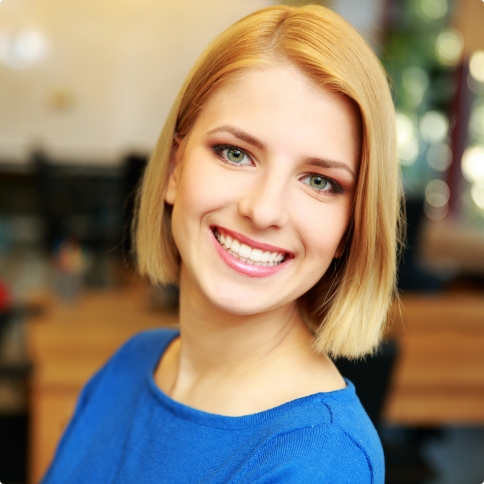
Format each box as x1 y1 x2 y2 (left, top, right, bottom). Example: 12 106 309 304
214 229 286 266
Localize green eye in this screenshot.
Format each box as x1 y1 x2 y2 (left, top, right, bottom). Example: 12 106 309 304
309 175 328 190
212 145 252 166
300 174 342 195
226 148 245 163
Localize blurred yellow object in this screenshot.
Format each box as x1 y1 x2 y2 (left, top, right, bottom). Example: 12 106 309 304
470 50 484 83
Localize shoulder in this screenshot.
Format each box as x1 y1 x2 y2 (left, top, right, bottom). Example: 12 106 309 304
233 425 383 484
237 426 378 483
99 327 178 375
112 327 179 361
77 328 179 409
232 384 384 484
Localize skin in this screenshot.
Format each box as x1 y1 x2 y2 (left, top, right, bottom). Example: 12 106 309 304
155 62 361 416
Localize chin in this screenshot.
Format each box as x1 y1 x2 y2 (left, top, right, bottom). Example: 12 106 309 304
209 295 266 317
202 283 291 318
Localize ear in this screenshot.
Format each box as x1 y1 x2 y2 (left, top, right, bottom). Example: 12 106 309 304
164 135 182 205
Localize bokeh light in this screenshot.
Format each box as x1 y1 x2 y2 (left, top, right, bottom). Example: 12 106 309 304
424 202 449 220
462 146 484 182
424 179 450 220
402 66 429 106
427 143 452 171
471 183 484 210
419 0 448 21
419 110 449 144
469 51 484 84
436 29 463 67
0 30 47 69
469 100 484 139
425 179 450 207
396 112 419 165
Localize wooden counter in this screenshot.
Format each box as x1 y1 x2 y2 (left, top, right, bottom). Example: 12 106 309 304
384 293 484 425
26 288 484 483
26 284 178 484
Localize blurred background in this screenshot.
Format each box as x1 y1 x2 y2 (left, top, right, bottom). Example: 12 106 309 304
0 0 483 483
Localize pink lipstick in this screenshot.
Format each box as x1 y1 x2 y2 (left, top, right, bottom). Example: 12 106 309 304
210 226 292 278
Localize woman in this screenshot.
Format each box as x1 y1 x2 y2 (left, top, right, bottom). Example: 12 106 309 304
42 5 401 483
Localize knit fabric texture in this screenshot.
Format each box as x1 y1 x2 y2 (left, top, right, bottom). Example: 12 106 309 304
41 329 384 483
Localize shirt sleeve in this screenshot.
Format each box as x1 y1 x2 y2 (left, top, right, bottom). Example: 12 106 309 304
230 425 379 484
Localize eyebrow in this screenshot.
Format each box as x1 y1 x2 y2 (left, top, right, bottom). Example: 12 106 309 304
304 158 356 180
206 125 266 150
207 125 356 180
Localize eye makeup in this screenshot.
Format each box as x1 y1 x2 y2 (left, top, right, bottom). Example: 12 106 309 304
209 140 349 197
299 173 344 195
211 144 254 166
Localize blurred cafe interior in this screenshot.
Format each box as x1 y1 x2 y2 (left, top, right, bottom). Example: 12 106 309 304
0 0 483 483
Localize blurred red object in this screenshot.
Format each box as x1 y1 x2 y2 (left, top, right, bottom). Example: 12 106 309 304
0 278 12 312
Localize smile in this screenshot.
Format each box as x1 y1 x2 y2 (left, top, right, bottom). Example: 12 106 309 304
212 227 289 266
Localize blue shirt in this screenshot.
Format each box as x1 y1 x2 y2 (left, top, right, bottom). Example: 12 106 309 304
41 329 384 483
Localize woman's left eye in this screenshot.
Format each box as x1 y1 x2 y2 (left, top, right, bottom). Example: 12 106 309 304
300 174 342 194
212 145 252 166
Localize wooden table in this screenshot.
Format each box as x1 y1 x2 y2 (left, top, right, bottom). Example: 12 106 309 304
26 288 484 484
384 293 484 425
26 283 178 484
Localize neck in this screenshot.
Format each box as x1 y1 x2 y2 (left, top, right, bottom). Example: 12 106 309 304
155 266 344 415
179 275 312 376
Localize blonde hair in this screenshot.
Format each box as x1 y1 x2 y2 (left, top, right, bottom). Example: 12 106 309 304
135 5 403 358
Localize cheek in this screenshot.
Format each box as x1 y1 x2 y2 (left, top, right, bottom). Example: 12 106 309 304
173 157 234 222
295 199 351 259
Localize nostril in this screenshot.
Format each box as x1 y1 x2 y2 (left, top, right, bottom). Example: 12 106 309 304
238 194 289 230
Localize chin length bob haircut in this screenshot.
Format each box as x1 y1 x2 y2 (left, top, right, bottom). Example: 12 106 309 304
135 4 403 358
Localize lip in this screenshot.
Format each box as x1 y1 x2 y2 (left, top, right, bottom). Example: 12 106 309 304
211 225 294 257
209 227 292 278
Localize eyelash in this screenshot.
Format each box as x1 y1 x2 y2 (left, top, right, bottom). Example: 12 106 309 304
212 144 253 166
300 174 343 195
211 144 343 195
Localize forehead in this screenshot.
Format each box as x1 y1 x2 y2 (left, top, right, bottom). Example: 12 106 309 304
186 63 361 170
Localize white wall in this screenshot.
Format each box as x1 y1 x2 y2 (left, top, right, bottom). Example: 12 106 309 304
0 0 273 165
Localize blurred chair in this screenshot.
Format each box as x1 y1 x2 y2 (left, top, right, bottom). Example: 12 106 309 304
398 198 443 293
32 150 125 288
334 339 398 427
32 150 124 253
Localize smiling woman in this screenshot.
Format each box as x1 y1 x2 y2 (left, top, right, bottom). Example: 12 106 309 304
163 64 359 318
41 5 402 484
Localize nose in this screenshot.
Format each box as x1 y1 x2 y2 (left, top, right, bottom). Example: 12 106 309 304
238 171 290 229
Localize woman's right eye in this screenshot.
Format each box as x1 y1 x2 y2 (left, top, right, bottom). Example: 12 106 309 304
212 145 252 166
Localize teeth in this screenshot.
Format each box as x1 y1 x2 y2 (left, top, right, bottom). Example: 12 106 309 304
214 228 286 266
231 239 240 253
249 248 262 262
239 244 251 259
